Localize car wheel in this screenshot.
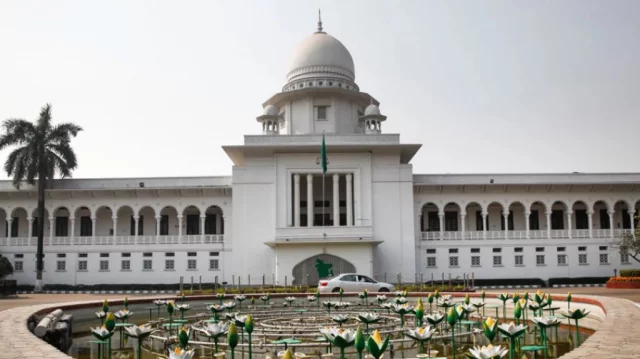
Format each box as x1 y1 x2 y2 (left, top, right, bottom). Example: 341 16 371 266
332 287 341 293
378 287 390 293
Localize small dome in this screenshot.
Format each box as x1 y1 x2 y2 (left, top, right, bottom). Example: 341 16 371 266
364 104 381 116
263 105 279 116
286 32 355 84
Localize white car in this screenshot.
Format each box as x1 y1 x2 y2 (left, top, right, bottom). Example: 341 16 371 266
317 273 395 294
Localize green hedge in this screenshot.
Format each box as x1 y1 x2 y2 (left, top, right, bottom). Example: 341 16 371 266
619 269 640 277
471 278 546 287
547 277 610 286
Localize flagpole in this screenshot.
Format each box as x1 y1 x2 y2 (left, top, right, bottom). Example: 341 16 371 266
322 172 325 227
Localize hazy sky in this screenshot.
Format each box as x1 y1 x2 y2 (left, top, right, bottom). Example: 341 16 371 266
1 0 638 179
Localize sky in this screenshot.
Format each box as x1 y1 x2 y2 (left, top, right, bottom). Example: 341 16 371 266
0 0 638 180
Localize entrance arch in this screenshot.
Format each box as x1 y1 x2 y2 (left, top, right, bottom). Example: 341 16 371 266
292 254 356 286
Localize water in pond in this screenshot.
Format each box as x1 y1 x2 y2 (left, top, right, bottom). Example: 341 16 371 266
65 300 591 359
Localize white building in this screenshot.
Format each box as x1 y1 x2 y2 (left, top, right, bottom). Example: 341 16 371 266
2 20 639 288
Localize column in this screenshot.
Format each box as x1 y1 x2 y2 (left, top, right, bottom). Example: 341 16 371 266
460 213 466 239
482 212 487 240
49 217 55 242
629 211 636 239
545 212 551 239
91 217 96 238
200 215 206 241
112 216 117 239
524 211 530 239
307 174 314 227
6 218 12 239
333 174 340 227
566 211 573 239
608 211 615 238
70 217 75 242
438 212 444 240
134 216 139 239
503 211 509 240
155 215 161 241
178 215 183 240
27 217 33 240
346 173 353 226
215 213 221 234
587 211 593 238
294 174 301 227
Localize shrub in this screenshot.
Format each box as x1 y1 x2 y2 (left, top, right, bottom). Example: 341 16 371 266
607 276 640 282
0 256 13 279
619 269 640 277
547 277 610 286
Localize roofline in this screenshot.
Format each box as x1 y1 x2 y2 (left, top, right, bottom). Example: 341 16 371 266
414 172 640 176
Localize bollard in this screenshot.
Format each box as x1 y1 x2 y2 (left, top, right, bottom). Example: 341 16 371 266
448 273 452 287
414 273 418 285
272 273 275 287
262 274 265 288
248 274 251 287
397 273 401 286
306 274 309 287
238 276 241 290
431 273 434 287
441 272 445 286
384 272 387 283
199 276 202 291
232 274 235 287
190 276 194 292
420 273 424 289
179 276 184 294
215 275 219 290
285 275 288 288
472 272 475 288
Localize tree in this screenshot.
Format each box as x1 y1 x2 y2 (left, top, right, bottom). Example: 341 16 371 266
0 256 13 279
0 104 82 292
614 214 640 264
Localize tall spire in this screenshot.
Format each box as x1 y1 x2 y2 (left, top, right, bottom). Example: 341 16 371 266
316 9 323 33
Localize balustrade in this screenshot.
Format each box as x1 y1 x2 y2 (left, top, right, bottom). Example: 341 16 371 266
420 228 633 241
0 234 225 247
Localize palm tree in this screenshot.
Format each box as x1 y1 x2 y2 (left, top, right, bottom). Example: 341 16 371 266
0 104 82 292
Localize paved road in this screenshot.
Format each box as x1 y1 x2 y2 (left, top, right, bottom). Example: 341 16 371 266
2 287 640 312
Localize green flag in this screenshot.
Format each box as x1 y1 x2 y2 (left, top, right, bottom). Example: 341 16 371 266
320 134 327 174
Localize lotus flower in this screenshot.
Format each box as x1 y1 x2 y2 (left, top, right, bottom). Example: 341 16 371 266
177 326 190 348
414 298 425 325
498 322 527 359
392 303 414 326
425 312 445 326
233 313 247 327
245 315 255 358
225 311 240 320
497 322 526 338
175 304 190 319
354 326 365 358
91 325 114 341
223 301 237 311
336 301 351 309
528 302 542 317
104 312 116 332
321 327 356 358
562 308 590 346
235 294 247 301
169 347 195 359
125 325 153 359
511 292 520 304
125 324 153 338
533 290 544 305
331 314 350 327
497 293 509 320
95 311 107 321
167 300 175 315
260 294 270 302
356 312 380 332
467 344 508 359
227 322 239 352
365 330 389 359
114 309 133 320
307 295 317 302
284 296 296 304
482 317 498 343
197 321 229 352
154 299 166 306
376 295 387 304
464 293 471 305
447 307 459 326
481 290 486 301
197 321 229 338
394 297 408 304
532 317 560 328
405 325 435 340
102 299 109 313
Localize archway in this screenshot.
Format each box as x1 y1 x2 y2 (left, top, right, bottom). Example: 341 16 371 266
291 253 356 286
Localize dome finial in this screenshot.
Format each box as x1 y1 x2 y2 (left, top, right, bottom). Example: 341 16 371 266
316 9 323 33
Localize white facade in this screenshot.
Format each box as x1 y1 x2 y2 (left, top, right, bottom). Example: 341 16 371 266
2 21 640 287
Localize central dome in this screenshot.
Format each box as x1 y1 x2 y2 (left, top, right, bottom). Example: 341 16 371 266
283 26 358 92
